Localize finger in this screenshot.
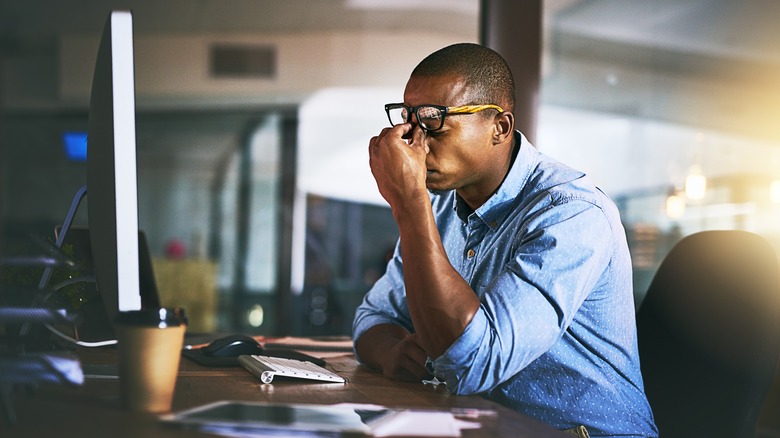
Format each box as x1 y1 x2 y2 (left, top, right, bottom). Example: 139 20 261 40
390 356 431 382
393 336 429 378
403 339 429 367
399 122 416 141
369 127 395 154
402 353 434 380
408 124 427 148
397 122 414 137
373 125 407 149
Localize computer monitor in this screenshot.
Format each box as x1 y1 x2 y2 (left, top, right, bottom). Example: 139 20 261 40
86 10 143 317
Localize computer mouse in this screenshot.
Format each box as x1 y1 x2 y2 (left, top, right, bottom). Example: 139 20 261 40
200 334 264 357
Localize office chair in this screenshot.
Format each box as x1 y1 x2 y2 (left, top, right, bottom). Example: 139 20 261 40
636 230 780 438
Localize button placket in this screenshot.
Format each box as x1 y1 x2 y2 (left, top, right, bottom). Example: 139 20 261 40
463 219 483 280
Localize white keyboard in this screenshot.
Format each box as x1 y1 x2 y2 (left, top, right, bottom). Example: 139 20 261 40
238 354 345 384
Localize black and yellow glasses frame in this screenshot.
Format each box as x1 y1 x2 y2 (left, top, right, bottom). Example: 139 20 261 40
384 103 504 132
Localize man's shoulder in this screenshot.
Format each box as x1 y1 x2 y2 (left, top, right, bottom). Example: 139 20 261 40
526 149 606 201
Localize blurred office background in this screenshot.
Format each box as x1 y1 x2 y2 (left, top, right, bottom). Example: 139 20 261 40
2 0 780 337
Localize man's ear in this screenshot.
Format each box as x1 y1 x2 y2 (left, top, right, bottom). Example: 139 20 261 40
493 111 514 144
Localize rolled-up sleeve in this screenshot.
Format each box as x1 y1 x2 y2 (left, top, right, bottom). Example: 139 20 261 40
432 199 614 394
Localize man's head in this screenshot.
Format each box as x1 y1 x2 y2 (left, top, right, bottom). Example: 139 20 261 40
396 43 516 207
411 43 515 115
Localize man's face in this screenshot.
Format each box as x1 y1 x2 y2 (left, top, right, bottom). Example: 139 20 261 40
403 74 504 197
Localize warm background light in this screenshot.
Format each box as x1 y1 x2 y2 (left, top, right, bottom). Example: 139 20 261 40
770 180 780 203
666 194 686 219
685 173 707 200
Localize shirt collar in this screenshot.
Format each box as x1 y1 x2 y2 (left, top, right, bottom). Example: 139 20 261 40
453 131 537 229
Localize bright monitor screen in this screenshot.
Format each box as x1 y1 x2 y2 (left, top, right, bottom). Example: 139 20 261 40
86 10 142 315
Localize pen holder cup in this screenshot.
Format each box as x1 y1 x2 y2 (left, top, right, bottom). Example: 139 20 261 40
115 308 187 413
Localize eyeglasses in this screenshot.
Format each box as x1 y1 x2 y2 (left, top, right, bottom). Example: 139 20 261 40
384 103 504 132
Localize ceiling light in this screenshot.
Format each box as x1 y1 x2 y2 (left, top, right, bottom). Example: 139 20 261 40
666 193 685 219
685 169 706 200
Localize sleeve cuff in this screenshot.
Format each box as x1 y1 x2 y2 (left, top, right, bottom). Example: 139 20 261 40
432 306 489 392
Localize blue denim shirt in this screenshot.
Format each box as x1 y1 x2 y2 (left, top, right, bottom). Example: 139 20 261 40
353 132 658 437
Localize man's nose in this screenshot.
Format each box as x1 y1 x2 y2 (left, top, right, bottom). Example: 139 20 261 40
407 111 420 128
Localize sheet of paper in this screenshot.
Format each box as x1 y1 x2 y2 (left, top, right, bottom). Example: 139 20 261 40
170 402 481 438
370 411 480 437
334 403 481 437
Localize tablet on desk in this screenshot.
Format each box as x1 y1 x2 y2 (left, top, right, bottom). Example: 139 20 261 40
161 400 395 435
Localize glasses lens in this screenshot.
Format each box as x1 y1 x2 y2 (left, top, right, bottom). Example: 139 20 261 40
417 106 444 131
387 106 407 126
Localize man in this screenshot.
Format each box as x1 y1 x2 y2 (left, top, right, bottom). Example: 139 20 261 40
353 43 657 437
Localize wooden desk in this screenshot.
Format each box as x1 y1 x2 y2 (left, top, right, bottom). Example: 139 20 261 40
2 347 567 438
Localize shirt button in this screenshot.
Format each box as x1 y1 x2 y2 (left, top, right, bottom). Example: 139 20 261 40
467 249 476 258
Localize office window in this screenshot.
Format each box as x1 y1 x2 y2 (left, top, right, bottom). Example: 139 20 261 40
540 1 780 304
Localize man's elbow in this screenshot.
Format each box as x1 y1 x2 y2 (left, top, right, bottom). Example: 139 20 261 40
437 364 499 396
443 374 493 396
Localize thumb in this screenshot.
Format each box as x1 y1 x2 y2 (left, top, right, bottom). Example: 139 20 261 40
398 122 415 141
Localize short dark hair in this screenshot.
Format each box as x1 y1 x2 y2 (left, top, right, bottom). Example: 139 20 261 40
411 43 515 113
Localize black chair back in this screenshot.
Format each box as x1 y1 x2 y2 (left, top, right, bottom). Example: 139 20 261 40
637 230 780 438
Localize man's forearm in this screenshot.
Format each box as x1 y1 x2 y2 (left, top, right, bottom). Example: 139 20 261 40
394 204 481 359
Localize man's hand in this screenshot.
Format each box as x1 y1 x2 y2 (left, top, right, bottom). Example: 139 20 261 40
355 324 433 382
368 123 429 210
380 332 432 382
